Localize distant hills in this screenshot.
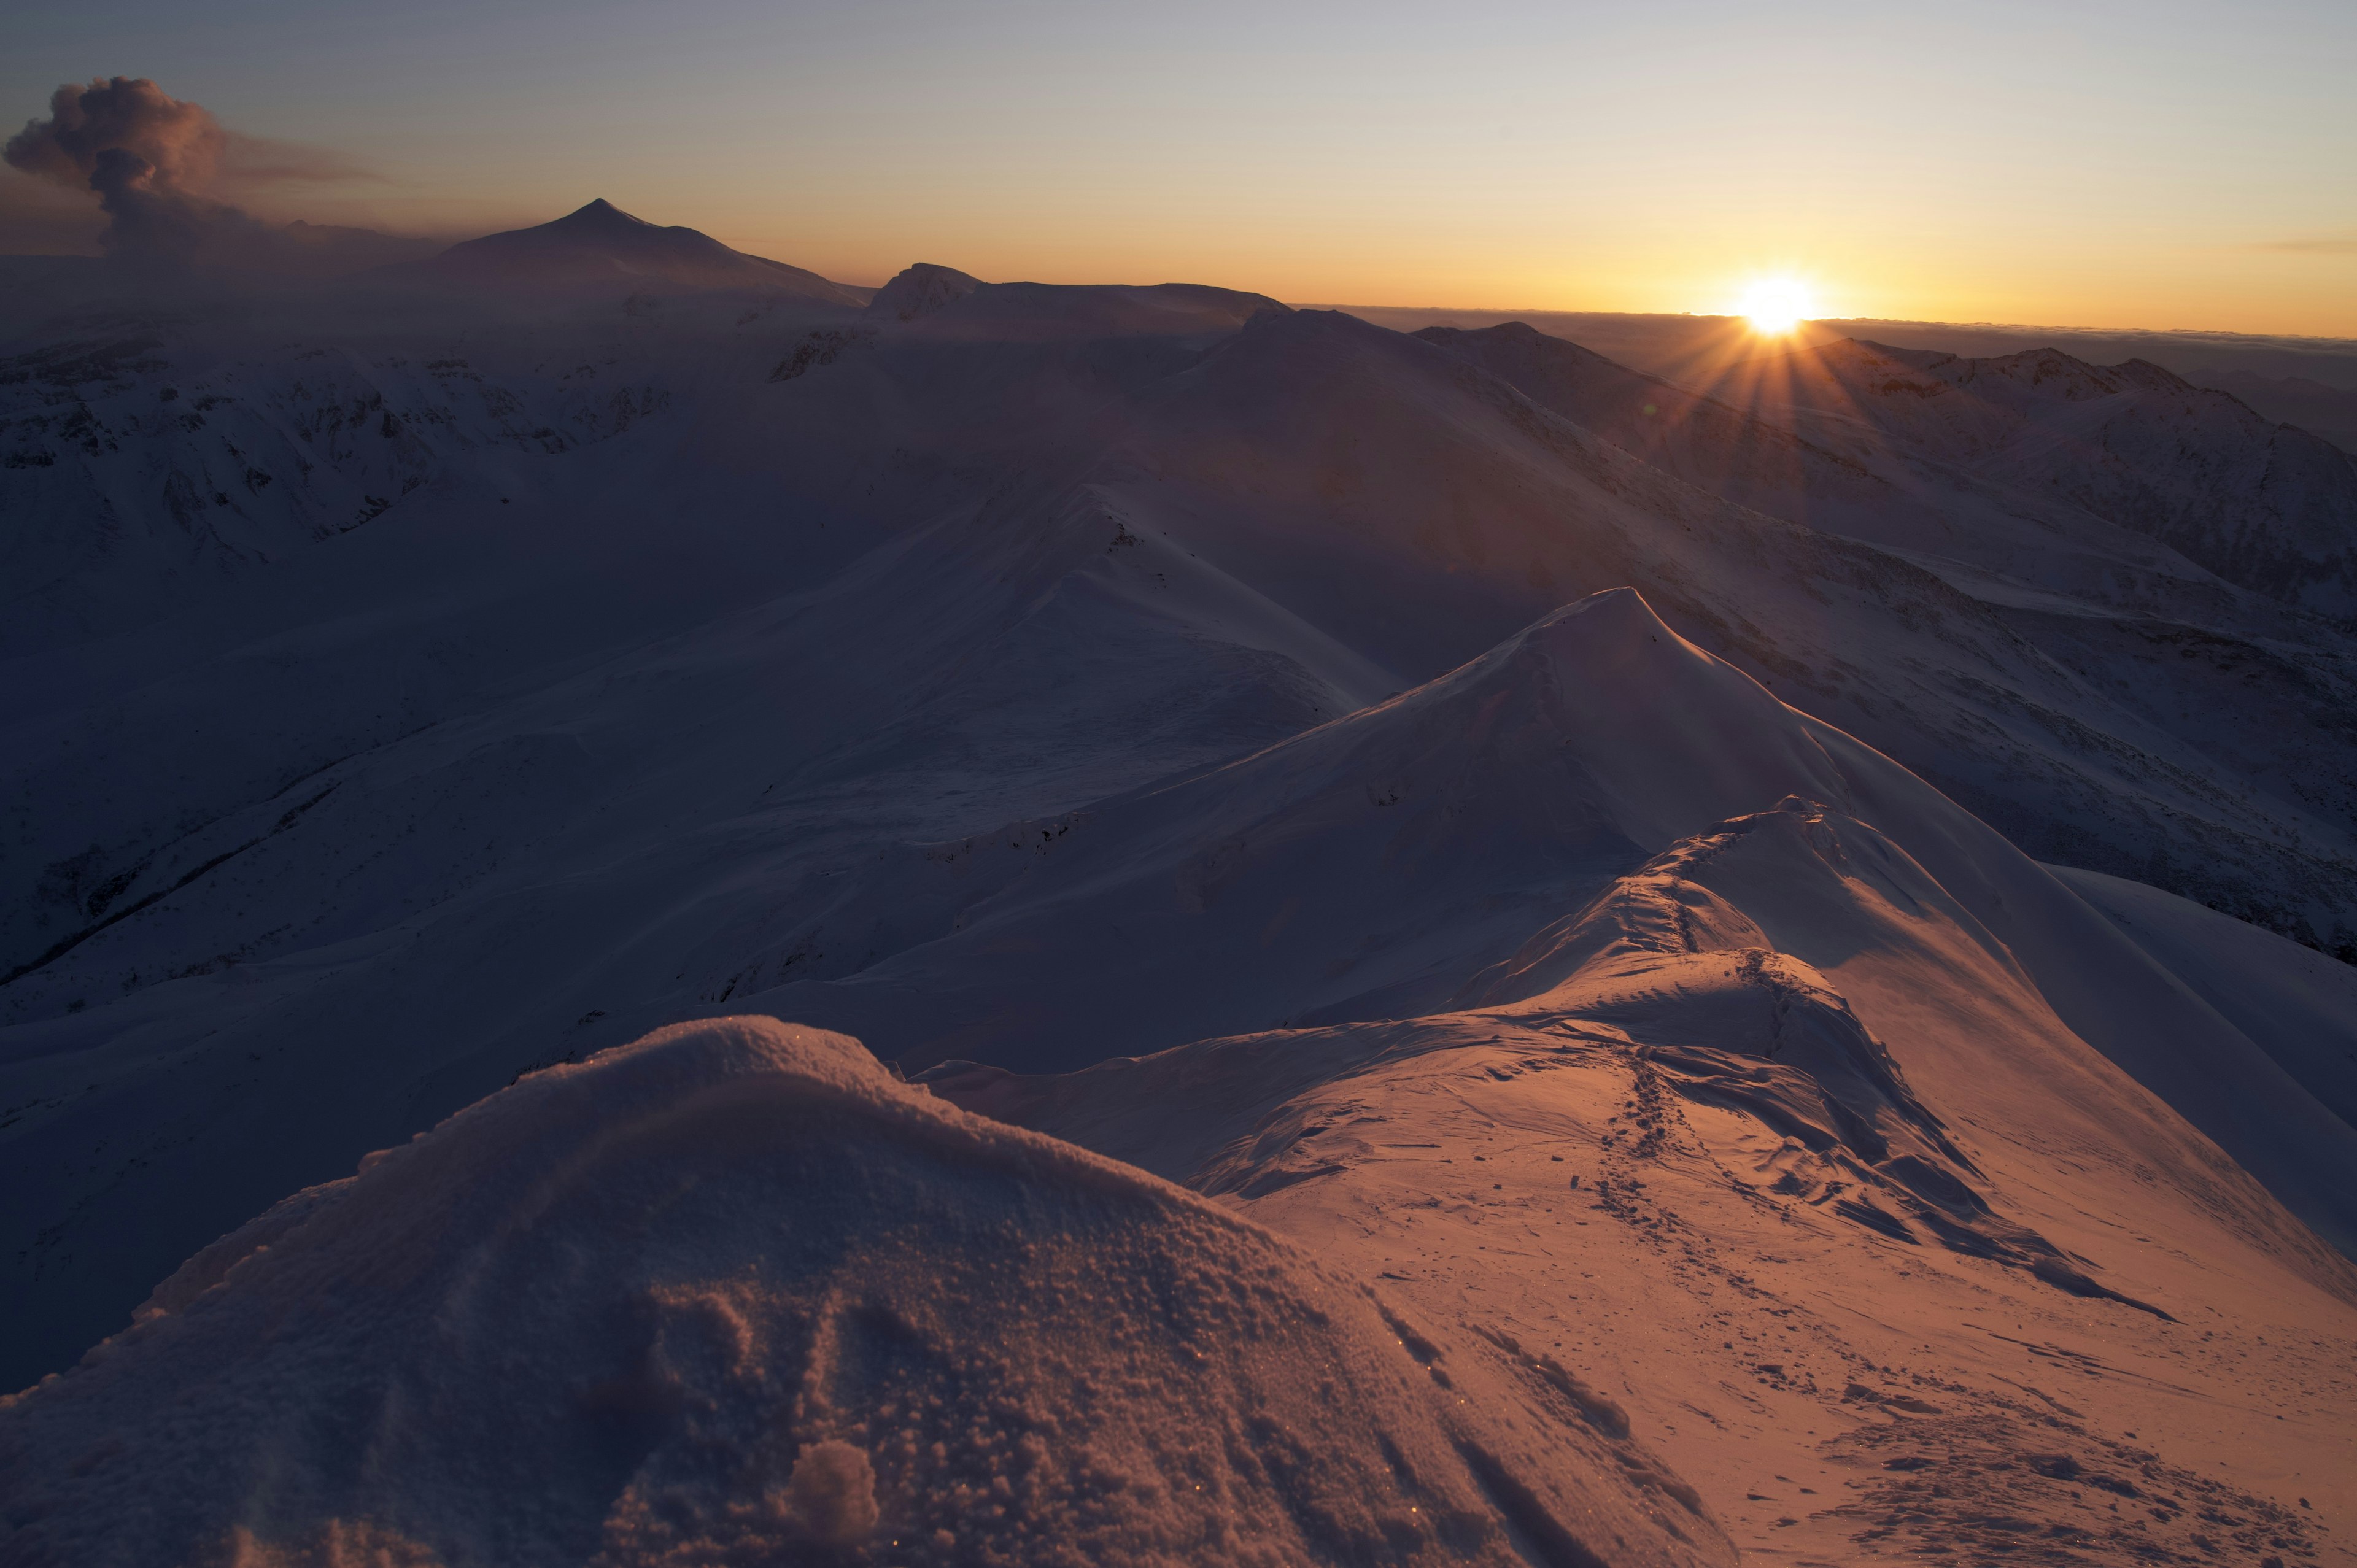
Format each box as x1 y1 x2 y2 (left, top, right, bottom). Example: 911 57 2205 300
390 198 869 306
1344 304 2357 455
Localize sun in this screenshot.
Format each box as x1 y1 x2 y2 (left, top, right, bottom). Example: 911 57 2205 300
1738 278 1814 336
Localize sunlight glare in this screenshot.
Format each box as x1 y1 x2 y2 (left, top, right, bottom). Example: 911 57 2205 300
1739 279 1814 336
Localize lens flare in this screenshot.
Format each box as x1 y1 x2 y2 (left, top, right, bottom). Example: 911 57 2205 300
1739 279 1814 335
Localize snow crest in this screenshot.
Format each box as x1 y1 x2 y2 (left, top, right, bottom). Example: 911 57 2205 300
0 1016 1729 1568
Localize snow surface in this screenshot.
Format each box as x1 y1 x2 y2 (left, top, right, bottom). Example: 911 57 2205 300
753 588 2357 1261
2 244 2355 1561
6 276 2353 1361
2051 863 2357 1134
1681 336 2357 615
0 1016 1730 1568
926 784 2357 1561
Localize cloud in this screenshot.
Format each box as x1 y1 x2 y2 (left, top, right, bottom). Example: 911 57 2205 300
4 77 382 265
221 132 388 190
0 169 106 255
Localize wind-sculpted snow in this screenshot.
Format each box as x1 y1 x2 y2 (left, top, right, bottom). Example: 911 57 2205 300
0 1017 1730 1568
7 266 2357 1408
923 791 2357 1563
740 589 2357 1263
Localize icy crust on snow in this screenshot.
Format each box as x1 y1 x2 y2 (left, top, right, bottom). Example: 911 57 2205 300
0 1017 1729 1568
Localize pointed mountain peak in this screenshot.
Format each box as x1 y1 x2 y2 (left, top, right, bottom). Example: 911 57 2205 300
551 198 657 231
407 199 866 307
1515 585 1694 673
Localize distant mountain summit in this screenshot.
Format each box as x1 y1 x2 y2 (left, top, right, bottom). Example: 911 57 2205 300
865 261 981 323
1691 336 2357 616
405 198 865 305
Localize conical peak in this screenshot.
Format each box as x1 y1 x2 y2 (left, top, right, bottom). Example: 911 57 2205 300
552 198 656 231
1359 588 1720 736
1517 585 1686 667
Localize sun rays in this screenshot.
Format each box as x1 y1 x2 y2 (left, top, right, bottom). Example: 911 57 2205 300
1738 277 1816 336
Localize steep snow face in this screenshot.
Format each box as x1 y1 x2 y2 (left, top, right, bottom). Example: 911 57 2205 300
1458 800 2342 1281
2052 863 2357 1134
1694 338 2357 614
748 590 2357 1257
403 198 867 306
737 589 1861 1068
0 1017 1730 1568
1123 307 2357 953
8 276 2357 1391
925 797 2357 1563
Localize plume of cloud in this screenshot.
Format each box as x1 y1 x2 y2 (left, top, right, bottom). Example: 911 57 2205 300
220 134 386 188
5 77 242 262
4 77 384 267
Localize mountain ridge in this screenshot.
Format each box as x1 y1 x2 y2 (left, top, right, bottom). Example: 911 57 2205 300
392 197 868 305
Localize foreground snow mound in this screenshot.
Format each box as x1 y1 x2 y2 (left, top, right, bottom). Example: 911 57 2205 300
0 1018 1728 1568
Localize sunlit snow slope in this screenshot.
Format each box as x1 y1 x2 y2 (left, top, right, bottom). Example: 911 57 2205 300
915 615 2357 1558
3 238 2353 1519
0 1016 1730 1568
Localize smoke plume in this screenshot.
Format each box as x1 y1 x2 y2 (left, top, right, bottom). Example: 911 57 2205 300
5 78 241 261
4 77 383 267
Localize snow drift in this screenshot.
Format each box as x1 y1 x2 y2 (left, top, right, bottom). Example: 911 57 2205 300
0 1016 1729 1568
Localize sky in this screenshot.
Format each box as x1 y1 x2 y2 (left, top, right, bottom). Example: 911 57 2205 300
4 0 2355 334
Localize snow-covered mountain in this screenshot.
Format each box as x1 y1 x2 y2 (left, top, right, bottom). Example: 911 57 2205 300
2 259 2353 1561
0 1017 1730 1567
395 198 869 306
752 587 2357 1257
1686 337 2357 615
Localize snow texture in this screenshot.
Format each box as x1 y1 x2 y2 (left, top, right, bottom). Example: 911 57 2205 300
2 233 2355 1562
0 1018 1731 1568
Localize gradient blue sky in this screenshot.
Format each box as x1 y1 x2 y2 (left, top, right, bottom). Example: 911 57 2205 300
7 0 2354 331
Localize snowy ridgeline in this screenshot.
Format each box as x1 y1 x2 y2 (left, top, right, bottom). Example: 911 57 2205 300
3 215 2356 1562
0 1019 1730 1568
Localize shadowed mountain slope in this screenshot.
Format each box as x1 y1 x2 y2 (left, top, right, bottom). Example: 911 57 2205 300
6 276 2356 1397
403 198 866 305
1690 338 2357 615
